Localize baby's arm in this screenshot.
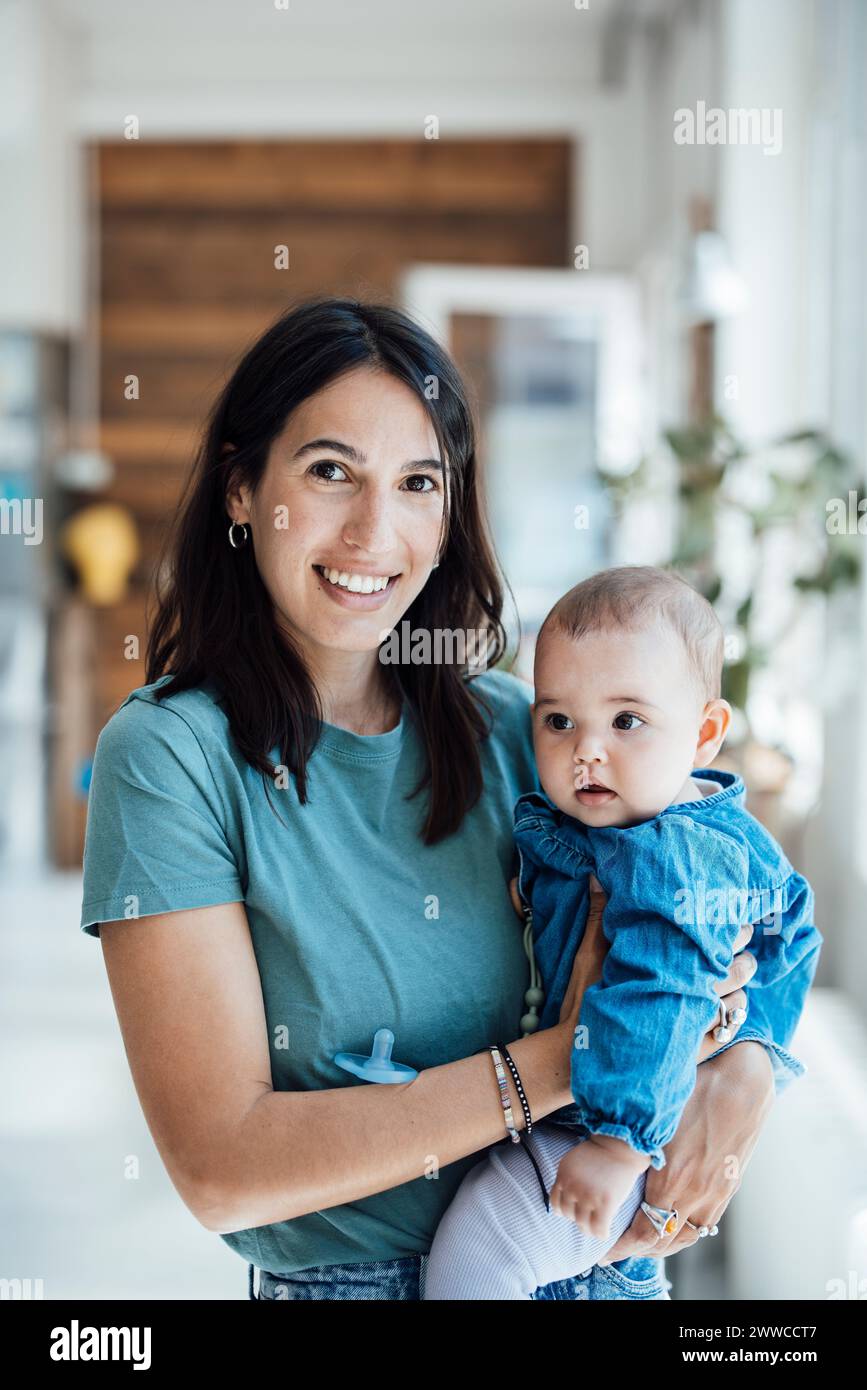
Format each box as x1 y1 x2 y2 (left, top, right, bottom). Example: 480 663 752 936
550 1133 651 1239
717 872 821 1094
568 819 751 1170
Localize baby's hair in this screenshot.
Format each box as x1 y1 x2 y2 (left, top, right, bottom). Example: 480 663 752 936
539 565 725 701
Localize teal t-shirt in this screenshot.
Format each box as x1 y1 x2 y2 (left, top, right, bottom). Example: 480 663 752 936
80 666 542 1274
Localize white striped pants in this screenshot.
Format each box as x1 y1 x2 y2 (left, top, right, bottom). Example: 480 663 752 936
424 1122 649 1300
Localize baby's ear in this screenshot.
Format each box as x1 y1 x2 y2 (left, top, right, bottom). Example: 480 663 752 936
695 698 732 765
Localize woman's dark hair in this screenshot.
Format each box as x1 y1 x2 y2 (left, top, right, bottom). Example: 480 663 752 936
146 295 512 844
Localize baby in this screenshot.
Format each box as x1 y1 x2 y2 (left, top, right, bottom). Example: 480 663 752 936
424 565 822 1300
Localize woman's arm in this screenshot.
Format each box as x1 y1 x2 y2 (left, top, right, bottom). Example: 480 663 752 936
99 900 578 1235
100 882 754 1237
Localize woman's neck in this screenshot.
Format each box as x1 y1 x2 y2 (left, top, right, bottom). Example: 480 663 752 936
276 610 401 734
326 685 402 735
311 654 401 735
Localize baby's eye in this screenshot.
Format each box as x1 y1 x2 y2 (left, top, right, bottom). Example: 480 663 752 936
613 712 644 731
544 712 574 731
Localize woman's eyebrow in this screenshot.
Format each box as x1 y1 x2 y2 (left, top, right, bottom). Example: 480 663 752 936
292 438 442 473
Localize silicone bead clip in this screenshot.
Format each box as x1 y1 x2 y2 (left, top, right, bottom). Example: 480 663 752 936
333 1028 418 1084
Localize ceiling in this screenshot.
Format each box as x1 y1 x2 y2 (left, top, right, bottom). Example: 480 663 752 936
50 0 606 36
48 0 684 41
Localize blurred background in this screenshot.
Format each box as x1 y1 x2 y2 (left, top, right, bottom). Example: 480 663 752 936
1 0 865 1301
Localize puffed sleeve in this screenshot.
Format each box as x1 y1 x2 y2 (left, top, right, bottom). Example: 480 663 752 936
80 694 245 937
701 873 820 1094
570 817 752 1169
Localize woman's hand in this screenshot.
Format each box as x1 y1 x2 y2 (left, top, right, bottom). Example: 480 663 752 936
510 873 609 1062
695 921 757 1062
555 874 609 1034
596 1038 775 1265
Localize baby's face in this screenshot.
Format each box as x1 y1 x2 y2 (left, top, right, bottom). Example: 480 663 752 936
532 621 712 829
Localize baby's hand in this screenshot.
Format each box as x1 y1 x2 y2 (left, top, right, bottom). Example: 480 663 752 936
550 1134 651 1239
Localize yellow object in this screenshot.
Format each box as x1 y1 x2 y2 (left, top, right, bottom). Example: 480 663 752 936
60 503 140 606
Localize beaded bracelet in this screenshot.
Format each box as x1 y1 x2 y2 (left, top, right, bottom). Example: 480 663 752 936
488 1046 520 1143
495 1041 533 1136
490 1042 550 1211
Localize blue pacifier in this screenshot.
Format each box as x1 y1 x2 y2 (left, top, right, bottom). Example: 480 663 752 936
333 1028 418 1084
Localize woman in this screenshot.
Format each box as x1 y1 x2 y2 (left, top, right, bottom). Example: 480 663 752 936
80 297 777 1301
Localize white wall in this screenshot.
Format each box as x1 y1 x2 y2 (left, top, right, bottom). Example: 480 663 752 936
709 0 867 998
0 0 84 334
715 0 814 439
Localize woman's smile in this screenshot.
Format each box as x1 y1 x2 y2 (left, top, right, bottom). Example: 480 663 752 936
312 562 402 610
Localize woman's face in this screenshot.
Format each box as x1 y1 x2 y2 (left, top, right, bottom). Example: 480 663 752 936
228 366 446 664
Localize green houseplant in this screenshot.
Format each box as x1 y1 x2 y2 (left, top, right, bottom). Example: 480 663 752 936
602 418 862 725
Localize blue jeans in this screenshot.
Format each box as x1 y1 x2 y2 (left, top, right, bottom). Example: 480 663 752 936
250 1253 671 1300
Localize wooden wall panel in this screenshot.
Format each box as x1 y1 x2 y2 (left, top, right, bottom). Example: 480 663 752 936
98 140 570 214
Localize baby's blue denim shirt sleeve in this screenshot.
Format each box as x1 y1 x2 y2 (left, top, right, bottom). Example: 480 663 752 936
705 1014 805 1093
706 874 821 1095
571 818 752 1169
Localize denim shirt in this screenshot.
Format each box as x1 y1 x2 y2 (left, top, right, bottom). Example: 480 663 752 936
513 769 822 1170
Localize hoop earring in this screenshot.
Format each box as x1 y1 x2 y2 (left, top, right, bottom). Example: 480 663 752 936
228 521 249 549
